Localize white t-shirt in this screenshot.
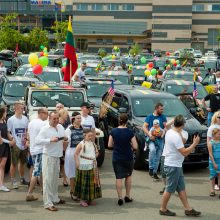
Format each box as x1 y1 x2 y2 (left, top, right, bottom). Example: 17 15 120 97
207 124 220 138
0 67 6 78
163 129 188 167
81 115 95 130
72 68 85 82
7 115 29 150
35 124 65 157
28 118 47 155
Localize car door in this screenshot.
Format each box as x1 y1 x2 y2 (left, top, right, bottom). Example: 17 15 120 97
0 77 5 100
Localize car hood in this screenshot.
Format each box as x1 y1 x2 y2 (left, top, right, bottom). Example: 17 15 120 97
133 116 207 132
2 96 23 105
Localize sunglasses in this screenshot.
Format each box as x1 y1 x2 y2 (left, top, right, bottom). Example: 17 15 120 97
217 116 220 119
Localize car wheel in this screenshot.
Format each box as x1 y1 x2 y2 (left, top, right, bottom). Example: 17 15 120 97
96 138 105 167
133 143 146 170
98 121 108 148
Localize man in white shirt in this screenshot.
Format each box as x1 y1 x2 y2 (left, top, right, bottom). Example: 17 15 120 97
25 107 48 202
35 112 68 211
72 62 86 82
7 102 29 189
160 115 201 217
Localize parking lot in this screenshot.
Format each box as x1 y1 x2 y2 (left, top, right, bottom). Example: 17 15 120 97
0 150 219 220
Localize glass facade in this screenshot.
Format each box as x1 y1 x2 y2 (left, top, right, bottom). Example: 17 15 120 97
107 4 119 11
192 4 204 11
76 3 89 11
122 4 134 11
92 3 104 11
212 4 220 11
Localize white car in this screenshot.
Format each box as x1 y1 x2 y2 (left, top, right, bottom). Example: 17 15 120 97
193 50 202 58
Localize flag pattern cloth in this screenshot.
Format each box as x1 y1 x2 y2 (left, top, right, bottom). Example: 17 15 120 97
55 2 61 11
193 81 198 97
64 16 78 82
108 80 115 96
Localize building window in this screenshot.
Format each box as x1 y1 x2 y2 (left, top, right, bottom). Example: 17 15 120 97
192 4 204 11
212 4 220 11
105 39 113 45
122 4 134 11
92 3 104 11
18 2 27 11
97 39 103 44
127 39 133 45
76 3 88 11
66 5 72 11
107 4 119 11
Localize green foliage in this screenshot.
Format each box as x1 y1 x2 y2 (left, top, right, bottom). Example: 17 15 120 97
98 48 107 58
179 50 194 59
129 42 142 56
51 20 68 43
28 28 49 51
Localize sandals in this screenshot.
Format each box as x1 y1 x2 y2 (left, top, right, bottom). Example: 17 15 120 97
46 206 58 211
70 191 80 201
210 191 216 197
80 201 88 207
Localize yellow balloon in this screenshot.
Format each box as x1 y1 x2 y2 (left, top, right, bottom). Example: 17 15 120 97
44 53 48 57
28 53 39 66
171 59 176 64
144 70 151 76
76 54 78 59
112 55 116 59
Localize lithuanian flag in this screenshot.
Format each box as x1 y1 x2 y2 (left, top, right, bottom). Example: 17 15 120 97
64 16 77 82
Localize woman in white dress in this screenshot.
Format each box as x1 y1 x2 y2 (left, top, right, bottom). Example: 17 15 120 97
64 112 84 200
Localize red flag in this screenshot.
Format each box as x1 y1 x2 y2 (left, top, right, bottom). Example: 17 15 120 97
64 16 77 82
13 43 19 57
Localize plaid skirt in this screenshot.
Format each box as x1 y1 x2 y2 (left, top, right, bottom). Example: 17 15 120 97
74 169 102 201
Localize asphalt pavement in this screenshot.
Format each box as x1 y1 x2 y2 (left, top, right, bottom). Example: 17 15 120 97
0 150 219 220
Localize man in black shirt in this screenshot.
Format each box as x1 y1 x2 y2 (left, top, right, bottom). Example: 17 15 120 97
202 85 220 126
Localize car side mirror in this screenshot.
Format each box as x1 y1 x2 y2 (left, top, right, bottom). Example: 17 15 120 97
118 107 127 113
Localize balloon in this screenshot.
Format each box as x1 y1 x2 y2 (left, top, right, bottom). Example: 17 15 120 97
144 70 151 76
76 54 78 59
151 68 157 76
166 52 170 56
166 65 171 70
171 59 176 64
140 57 147 64
148 62 154 68
62 61 66 67
112 55 116 59
33 64 43 75
61 67 66 74
38 56 49 67
40 45 44 50
176 60 180 64
44 53 48 57
43 47 47 51
128 65 133 70
173 62 177 67
146 64 149 69
28 53 39 66
39 52 44 57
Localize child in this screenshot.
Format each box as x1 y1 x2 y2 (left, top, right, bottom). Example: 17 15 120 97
208 128 220 197
144 119 165 150
74 129 102 207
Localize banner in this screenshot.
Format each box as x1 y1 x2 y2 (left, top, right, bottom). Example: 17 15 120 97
30 1 51 5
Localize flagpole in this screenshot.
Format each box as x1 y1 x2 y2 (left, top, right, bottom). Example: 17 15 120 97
70 60 72 82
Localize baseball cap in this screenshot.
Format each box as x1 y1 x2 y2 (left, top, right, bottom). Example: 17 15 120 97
80 102 91 108
153 119 160 125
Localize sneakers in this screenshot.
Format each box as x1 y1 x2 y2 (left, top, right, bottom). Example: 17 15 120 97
153 173 160 181
149 169 153 177
26 194 38 202
159 209 176 216
0 185 10 192
20 178 29 186
11 180 19 189
185 209 201 217
214 184 219 191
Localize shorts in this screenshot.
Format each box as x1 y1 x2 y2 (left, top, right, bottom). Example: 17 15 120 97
164 166 185 193
112 160 134 179
0 143 10 158
32 153 42 177
11 146 28 165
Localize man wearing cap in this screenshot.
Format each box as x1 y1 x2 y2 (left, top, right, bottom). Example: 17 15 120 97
143 103 167 181
80 102 96 136
72 62 86 82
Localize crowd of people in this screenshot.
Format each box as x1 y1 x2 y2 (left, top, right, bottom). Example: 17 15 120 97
0 94 219 217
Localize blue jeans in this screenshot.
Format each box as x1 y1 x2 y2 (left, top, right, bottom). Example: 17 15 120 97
148 139 164 174
207 112 214 127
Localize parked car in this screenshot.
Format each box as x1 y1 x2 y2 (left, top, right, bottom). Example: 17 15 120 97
153 50 162 57
130 66 146 85
98 85 208 169
193 50 202 58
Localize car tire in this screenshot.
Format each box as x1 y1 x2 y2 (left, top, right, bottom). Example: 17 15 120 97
133 143 145 170
96 138 105 167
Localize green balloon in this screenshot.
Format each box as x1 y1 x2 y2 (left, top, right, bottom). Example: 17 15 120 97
62 62 66 67
140 57 147 64
38 56 49 67
176 60 180 64
151 68 157 76
40 45 44 50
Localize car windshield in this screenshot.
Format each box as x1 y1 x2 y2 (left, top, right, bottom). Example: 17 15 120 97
85 67 97 76
165 73 193 81
114 75 130 85
104 60 121 67
31 91 84 107
4 81 30 97
132 97 188 117
87 83 110 97
15 66 30 76
25 69 61 82
20 55 29 64
166 84 207 99
132 68 145 76
0 59 11 68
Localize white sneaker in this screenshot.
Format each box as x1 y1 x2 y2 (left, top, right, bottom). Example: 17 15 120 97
0 185 10 192
214 184 219 191
11 180 19 189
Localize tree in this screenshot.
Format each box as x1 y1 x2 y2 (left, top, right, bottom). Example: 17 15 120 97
28 28 49 51
98 48 107 58
129 42 142 56
51 20 68 43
